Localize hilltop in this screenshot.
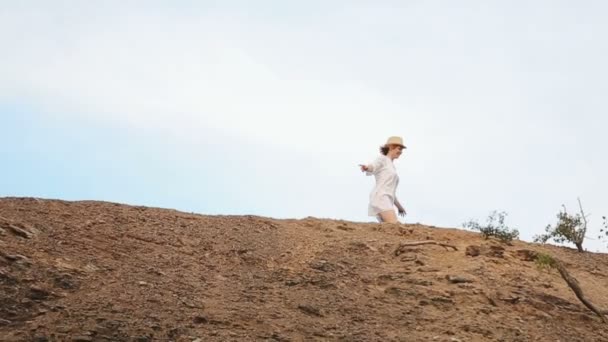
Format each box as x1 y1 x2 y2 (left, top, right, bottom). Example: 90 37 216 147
1 197 607 341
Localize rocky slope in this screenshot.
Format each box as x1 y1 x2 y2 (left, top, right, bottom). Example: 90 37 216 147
1 197 607 341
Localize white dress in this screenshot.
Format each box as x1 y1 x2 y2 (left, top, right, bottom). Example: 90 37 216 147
366 155 399 217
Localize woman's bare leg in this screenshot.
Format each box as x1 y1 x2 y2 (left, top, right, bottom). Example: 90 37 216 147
379 210 398 223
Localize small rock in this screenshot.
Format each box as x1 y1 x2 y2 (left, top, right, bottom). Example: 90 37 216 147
298 304 323 317
56 326 72 333
193 316 208 324
309 260 335 272
72 336 93 342
29 286 51 300
138 281 148 286
285 279 301 286
4 254 29 262
430 296 455 304
5 224 33 239
54 274 78 290
465 245 481 257
487 245 505 258
336 224 354 231
446 275 473 284
515 249 537 261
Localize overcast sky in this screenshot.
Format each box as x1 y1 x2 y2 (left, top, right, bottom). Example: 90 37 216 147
1 1 607 252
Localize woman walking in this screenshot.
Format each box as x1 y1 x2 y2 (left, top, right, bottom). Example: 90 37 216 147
359 136 407 223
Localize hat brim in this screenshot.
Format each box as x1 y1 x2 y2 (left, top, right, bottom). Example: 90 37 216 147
386 143 407 149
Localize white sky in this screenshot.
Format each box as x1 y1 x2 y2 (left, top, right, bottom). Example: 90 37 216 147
1 1 607 252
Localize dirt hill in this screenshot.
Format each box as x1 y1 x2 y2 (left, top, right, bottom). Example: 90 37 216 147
1 197 607 341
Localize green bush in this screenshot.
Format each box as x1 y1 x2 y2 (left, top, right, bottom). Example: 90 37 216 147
463 211 519 243
534 201 587 252
534 252 556 271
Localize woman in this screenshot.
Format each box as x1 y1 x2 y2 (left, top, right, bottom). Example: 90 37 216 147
359 136 407 223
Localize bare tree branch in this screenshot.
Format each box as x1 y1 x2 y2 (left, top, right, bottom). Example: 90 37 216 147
578 197 588 244
552 257 606 323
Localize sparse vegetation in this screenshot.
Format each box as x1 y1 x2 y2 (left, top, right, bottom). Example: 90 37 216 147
600 216 608 249
463 211 519 243
534 198 589 252
534 252 556 271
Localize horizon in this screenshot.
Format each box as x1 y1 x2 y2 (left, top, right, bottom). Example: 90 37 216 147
1 1 607 252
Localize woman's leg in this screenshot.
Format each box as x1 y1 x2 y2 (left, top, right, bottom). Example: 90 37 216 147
378 210 398 223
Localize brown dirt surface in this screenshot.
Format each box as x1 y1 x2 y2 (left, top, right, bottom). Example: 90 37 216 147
1 197 608 341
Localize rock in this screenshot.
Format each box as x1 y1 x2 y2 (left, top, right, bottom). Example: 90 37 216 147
56 326 72 333
466 245 481 257
5 224 33 239
349 241 377 252
193 315 208 324
0 318 11 326
54 274 79 290
72 336 93 342
285 279 302 286
309 260 336 272
3 254 29 262
487 245 505 258
418 299 431 306
467 245 505 258
29 286 51 300
446 275 474 284
515 249 538 261
298 304 323 317
406 278 433 286
336 224 354 231
430 296 455 304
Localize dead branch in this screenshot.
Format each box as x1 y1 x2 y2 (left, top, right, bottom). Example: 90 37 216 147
577 197 588 247
395 241 458 255
552 258 606 323
526 250 606 323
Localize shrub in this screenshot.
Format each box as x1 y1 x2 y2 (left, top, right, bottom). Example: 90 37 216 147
534 199 588 252
463 211 519 243
534 252 556 271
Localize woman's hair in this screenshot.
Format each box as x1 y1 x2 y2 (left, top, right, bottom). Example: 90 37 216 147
379 145 389 155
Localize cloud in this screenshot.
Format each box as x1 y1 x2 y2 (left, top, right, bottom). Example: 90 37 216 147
0 3 407 157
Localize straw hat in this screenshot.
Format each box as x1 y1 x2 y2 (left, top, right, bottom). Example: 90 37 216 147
385 136 406 149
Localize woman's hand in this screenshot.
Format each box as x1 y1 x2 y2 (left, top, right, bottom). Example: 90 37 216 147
359 164 369 172
398 207 406 217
